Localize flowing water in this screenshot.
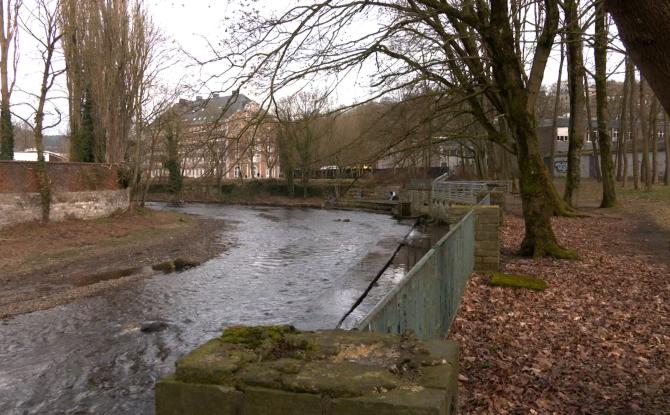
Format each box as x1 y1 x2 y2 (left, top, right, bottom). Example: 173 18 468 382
0 204 412 414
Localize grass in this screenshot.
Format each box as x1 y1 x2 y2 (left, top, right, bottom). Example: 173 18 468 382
618 185 670 202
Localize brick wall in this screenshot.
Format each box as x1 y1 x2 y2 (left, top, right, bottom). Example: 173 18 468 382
0 161 120 193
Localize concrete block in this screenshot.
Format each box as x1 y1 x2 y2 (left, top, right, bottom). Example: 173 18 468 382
155 377 243 415
242 387 324 415
332 387 448 415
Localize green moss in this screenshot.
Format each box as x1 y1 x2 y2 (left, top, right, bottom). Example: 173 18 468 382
220 325 297 349
489 272 548 291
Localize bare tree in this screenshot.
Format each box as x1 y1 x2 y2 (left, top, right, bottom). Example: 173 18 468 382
549 42 565 178
0 0 20 160
17 0 64 223
211 0 576 257
60 0 156 164
593 0 616 207
562 0 587 207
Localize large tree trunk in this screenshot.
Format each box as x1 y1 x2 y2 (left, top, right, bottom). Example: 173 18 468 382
563 0 586 207
485 0 574 258
607 0 670 115
594 0 617 207
664 111 669 185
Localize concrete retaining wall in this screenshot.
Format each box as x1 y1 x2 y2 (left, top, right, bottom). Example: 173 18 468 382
402 189 432 216
0 189 129 229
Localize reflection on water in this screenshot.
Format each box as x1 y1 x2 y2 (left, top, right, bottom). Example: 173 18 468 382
0 204 411 415
340 222 449 329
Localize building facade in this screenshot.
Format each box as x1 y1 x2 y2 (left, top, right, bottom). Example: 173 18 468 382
149 94 279 180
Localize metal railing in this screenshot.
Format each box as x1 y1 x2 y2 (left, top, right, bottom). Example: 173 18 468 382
348 196 490 340
432 174 513 205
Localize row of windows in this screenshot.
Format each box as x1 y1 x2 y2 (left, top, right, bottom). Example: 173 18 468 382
557 129 666 142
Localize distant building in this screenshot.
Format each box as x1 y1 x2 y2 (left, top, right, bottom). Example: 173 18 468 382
538 116 667 178
149 93 279 180
14 148 68 162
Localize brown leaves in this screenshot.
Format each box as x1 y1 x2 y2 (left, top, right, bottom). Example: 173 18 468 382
450 211 670 414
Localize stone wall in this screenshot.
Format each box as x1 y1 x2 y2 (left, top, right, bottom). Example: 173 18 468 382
0 189 130 229
156 326 459 415
432 202 501 272
0 162 127 229
401 189 432 216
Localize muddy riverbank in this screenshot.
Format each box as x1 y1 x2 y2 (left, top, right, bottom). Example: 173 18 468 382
0 209 226 319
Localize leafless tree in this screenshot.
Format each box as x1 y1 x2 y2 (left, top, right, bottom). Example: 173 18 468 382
207 0 576 257
15 0 64 223
0 0 20 159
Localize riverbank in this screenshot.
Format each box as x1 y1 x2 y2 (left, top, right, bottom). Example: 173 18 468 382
0 208 226 319
451 182 670 414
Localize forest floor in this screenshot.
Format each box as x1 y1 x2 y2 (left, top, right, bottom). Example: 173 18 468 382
0 209 226 319
451 179 670 414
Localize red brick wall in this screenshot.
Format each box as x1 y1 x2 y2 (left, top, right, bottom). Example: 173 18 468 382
0 161 120 193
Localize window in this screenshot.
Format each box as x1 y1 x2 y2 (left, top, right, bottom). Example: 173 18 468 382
557 135 568 142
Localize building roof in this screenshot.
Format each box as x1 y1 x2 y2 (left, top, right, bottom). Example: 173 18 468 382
173 93 254 125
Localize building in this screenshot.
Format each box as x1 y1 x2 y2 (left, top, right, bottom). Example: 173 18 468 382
149 93 279 180
538 116 668 178
14 148 68 162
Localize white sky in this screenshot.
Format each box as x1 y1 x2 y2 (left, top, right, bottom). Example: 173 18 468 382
12 0 626 135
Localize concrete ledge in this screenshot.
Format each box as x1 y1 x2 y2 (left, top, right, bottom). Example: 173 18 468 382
156 326 459 415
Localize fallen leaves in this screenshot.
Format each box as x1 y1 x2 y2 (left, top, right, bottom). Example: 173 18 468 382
450 209 670 414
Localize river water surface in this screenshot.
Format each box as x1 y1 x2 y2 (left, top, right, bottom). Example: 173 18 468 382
0 204 412 414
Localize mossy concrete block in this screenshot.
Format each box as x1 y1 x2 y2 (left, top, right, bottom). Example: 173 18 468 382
155 377 243 415
175 338 256 385
282 361 399 397
332 387 449 415
158 329 460 415
242 387 324 415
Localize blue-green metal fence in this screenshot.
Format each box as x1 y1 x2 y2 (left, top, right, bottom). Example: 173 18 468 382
351 208 477 339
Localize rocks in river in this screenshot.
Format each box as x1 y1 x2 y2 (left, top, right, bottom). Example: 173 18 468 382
334 218 351 222
152 258 201 273
141 321 169 333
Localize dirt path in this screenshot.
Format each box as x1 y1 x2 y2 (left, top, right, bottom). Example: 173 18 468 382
0 209 227 319
451 192 670 414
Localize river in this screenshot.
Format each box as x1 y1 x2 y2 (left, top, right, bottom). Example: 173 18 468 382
0 204 412 414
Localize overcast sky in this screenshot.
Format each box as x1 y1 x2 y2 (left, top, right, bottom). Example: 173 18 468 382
13 0 625 135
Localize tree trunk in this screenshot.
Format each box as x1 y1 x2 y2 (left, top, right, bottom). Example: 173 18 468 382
563 0 586 207
664 110 669 185
607 0 670 115
617 58 631 183
650 97 659 185
640 78 652 191
594 1 617 207
629 61 640 190
484 0 574 258
549 41 565 178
